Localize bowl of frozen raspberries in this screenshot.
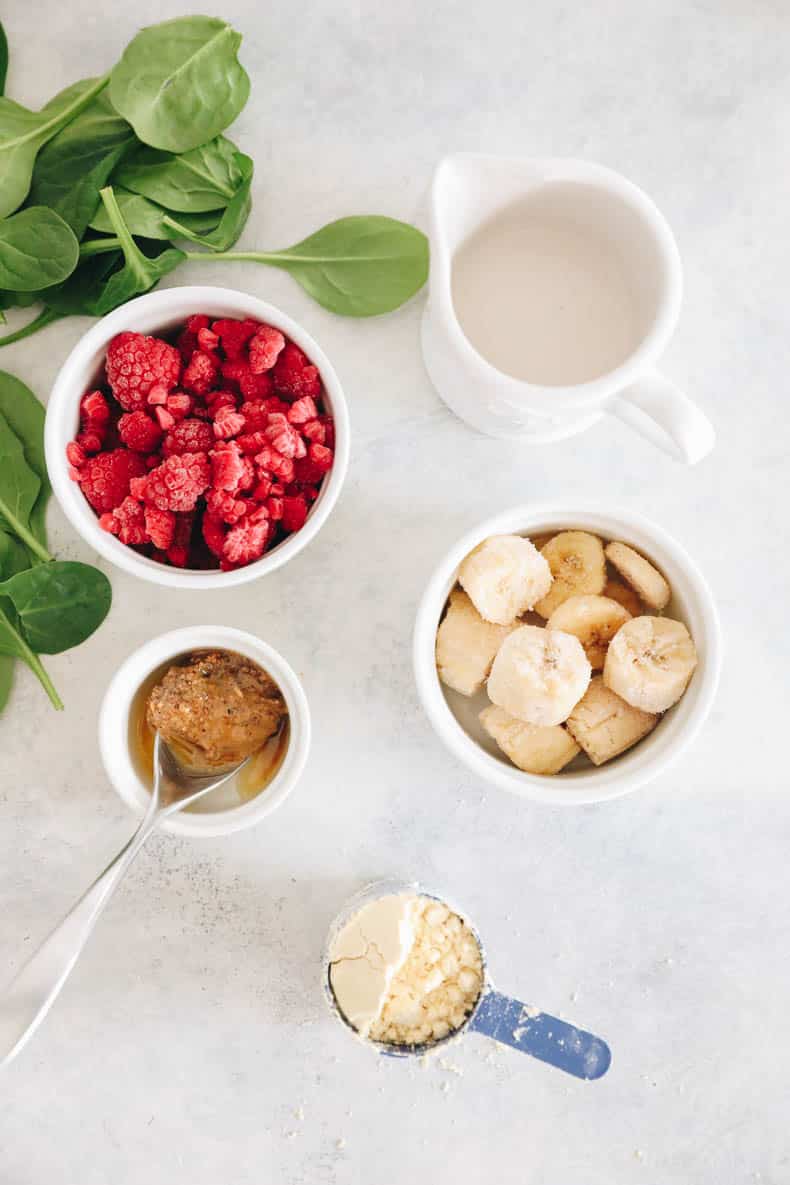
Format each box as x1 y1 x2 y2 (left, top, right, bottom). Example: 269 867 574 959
45 287 349 587
414 504 722 805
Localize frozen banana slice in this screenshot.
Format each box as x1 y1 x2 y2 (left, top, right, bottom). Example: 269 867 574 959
604 616 697 713
488 624 591 727
546 594 631 670
604 542 670 611
566 676 657 765
534 531 606 618
480 704 580 775
603 578 643 618
458 535 552 625
435 588 514 696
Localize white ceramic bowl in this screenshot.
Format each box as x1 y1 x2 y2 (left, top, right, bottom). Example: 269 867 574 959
45 286 350 589
413 504 722 805
98 626 311 837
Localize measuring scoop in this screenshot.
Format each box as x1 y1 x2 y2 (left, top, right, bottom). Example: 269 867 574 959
323 879 611 1080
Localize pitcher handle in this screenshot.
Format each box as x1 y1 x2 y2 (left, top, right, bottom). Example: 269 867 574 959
468 989 611 1080
611 371 715 464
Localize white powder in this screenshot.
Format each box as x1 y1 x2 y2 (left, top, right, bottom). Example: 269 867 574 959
329 893 483 1048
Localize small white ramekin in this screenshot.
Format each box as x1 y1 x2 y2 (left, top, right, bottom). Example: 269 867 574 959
98 626 310 837
413 503 722 805
45 286 350 589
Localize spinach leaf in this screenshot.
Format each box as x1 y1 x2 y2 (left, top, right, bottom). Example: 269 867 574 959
0 370 49 547
109 16 249 154
89 187 221 240
0 601 61 708
0 561 111 653
0 75 109 219
43 250 124 316
0 307 60 347
0 21 8 97
0 524 30 578
28 92 136 237
184 215 430 316
163 152 252 251
113 136 242 212
0 206 79 290
0 409 49 561
88 187 185 315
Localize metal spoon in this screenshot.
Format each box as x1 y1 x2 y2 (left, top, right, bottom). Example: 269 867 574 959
0 733 247 1068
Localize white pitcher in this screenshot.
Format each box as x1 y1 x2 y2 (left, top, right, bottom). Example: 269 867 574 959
421 154 715 463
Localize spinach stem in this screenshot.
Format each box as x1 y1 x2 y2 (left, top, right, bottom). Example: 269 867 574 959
80 237 121 258
17 631 63 710
0 308 61 347
0 496 52 562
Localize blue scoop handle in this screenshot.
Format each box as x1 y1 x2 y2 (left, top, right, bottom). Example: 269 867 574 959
469 989 611 1080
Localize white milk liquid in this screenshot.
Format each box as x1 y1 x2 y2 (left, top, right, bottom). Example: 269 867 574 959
451 197 640 386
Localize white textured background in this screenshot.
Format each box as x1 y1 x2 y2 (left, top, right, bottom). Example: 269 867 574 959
1 2 787 1182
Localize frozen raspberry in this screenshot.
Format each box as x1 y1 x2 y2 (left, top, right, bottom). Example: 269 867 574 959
254 445 295 483
205 390 238 415
266 496 283 521
321 416 335 449
176 314 210 362
264 412 306 459
252 477 272 500
106 332 181 412
272 342 321 400
205 488 247 524
202 512 227 559
249 325 285 374
104 496 147 545
223 518 270 565
78 448 147 513
118 411 163 454
209 440 248 492
236 431 267 455
287 396 318 425
154 406 176 432
76 429 103 454
166 393 193 420
66 441 86 468
80 390 111 429
237 400 269 434
294 443 333 484
270 482 285 496
212 318 260 360
139 452 210 513
221 360 273 400
302 418 326 444
167 512 195 567
182 350 219 396
146 383 168 406
162 418 214 458
197 327 219 352
212 406 246 440
144 506 176 551
282 494 308 533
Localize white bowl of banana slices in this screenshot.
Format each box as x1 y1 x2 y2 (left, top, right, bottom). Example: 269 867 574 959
414 504 722 805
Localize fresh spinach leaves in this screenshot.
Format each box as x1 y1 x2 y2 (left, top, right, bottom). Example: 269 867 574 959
0 370 50 547
114 136 242 212
162 152 252 251
0 206 79 290
88 187 185 314
89 187 220 241
0 561 112 653
109 16 250 154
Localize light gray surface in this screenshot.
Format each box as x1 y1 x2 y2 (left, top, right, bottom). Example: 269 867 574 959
0 2 786 1182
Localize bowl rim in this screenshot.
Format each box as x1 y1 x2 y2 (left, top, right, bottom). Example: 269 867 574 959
98 625 311 837
413 502 722 805
44 286 350 589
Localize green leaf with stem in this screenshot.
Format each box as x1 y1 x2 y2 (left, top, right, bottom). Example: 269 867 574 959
0 370 49 548
0 561 111 653
109 16 249 154
89 186 185 314
163 152 252 251
113 136 242 212
0 409 50 561
0 75 110 219
0 21 8 97
183 216 430 316
0 602 61 708
0 307 61 347
89 186 221 241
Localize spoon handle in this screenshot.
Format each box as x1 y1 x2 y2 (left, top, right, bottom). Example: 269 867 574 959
0 802 158 1068
469 989 611 1080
